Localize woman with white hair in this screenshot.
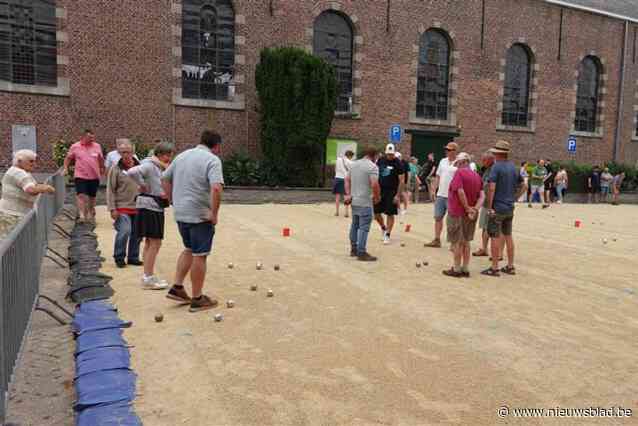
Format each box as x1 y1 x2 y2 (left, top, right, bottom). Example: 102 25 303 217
0 150 55 216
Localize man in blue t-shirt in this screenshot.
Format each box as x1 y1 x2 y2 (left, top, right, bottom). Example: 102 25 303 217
482 140 527 277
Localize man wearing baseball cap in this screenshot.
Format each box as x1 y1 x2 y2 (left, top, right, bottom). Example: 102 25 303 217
482 140 527 277
374 143 405 245
425 142 459 248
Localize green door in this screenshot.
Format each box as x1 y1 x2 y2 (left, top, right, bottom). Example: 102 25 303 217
410 134 451 166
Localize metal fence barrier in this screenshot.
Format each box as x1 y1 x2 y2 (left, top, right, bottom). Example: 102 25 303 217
0 171 67 424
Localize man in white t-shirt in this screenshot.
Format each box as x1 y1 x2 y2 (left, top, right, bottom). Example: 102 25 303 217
333 150 354 217
105 138 140 170
424 142 459 248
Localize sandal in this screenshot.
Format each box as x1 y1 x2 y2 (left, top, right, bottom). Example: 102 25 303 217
472 249 488 257
442 268 463 278
489 257 504 261
481 267 501 277
500 265 516 275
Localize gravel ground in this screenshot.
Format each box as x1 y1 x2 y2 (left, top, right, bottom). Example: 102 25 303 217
94 202 637 426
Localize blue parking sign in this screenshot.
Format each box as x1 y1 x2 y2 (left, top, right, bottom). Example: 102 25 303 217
567 136 577 153
389 124 402 143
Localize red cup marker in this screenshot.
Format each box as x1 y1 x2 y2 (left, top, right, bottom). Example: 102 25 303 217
405 224 412 232
283 227 291 237
574 220 581 228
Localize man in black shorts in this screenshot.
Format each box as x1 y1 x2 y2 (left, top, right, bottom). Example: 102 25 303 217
374 144 404 245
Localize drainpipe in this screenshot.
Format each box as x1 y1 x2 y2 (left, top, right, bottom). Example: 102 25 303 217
613 21 629 162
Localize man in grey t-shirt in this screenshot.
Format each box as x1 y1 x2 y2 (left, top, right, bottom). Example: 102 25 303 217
345 145 381 261
162 130 224 313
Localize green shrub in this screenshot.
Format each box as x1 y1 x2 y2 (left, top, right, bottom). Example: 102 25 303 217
553 160 637 192
131 136 153 159
52 138 71 167
223 151 262 186
256 46 337 187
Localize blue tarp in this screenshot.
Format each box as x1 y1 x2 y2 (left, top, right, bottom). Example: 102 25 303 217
76 356 131 378
76 300 117 314
76 402 142 426
74 369 137 411
75 329 128 355
76 346 130 365
72 313 132 335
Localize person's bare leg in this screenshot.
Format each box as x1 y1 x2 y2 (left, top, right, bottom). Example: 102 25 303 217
453 243 462 271
386 215 395 234
76 194 87 220
143 239 161 277
190 256 208 298
434 218 443 240
491 236 503 270
461 242 471 270
482 230 489 252
505 235 515 267
174 250 193 286
344 203 350 217
375 214 386 231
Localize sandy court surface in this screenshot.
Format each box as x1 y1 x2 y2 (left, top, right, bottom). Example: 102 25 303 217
94 203 638 426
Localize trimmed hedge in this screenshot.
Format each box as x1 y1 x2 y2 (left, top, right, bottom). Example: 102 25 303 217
255 47 337 187
551 160 637 192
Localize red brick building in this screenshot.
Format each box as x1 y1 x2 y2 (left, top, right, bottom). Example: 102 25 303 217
1 0 638 172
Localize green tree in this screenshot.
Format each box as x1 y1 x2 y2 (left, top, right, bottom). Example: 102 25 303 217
256 47 337 186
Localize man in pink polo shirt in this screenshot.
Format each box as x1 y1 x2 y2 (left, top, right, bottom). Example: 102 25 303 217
442 152 484 278
64 129 105 222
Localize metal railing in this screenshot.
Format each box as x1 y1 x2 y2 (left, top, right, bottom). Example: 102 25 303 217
0 171 67 424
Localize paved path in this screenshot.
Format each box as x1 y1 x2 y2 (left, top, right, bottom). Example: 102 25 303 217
5 211 76 426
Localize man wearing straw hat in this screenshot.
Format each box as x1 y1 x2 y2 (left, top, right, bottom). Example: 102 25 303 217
482 140 527 277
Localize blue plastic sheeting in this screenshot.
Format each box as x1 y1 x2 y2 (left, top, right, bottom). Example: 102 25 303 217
74 369 137 411
77 300 117 314
76 329 128 355
76 355 131 379
76 402 142 426
76 346 130 365
72 313 132 335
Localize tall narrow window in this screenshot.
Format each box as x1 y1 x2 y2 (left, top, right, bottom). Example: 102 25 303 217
0 0 57 86
502 44 532 127
313 11 353 113
574 56 601 133
182 0 235 101
416 29 450 120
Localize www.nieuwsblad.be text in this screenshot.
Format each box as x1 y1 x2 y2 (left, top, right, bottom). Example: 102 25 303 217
498 405 633 418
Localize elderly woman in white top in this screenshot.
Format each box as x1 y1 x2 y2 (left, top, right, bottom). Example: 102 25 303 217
0 150 55 216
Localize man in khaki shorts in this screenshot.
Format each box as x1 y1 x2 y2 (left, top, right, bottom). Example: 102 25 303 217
442 153 484 278
472 151 494 258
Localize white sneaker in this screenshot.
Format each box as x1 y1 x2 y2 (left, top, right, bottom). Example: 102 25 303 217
141 275 169 290
383 232 391 245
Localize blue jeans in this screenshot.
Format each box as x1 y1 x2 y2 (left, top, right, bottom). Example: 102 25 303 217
349 205 373 255
113 213 141 262
555 183 567 202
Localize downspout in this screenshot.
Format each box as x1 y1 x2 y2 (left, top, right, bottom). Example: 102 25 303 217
613 21 629 162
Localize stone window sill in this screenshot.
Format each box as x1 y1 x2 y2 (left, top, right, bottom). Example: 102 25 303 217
0 79 70 97
496 124 535 134
172 94 245 111
570 130 603 139
632 136 638 142
334 112 361 120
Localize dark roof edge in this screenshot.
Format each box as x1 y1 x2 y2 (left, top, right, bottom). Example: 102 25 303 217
544 0 638 24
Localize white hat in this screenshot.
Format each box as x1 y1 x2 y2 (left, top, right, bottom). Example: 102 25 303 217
395 152 402 159
454 152 471 165
385 144 396 155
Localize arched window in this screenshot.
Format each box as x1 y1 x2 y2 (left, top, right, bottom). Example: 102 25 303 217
502 44 532 127
416 29 450 120
574 56 601 133
0 0 57 86
313 11 353 113
182 0 235 100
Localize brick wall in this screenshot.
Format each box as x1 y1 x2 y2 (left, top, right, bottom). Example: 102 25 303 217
1 0 637 173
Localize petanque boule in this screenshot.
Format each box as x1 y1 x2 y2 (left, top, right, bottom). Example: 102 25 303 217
267 289 274 297
228 262 234 269
226 300 235 308
256 262 263 270
416 262 421 268
613 238 617 242
400 243 406 247
423 261 429 266
603 238 608 244
274 264 280 271
250 284 258 291
214 313 223 322
154 313 164 323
